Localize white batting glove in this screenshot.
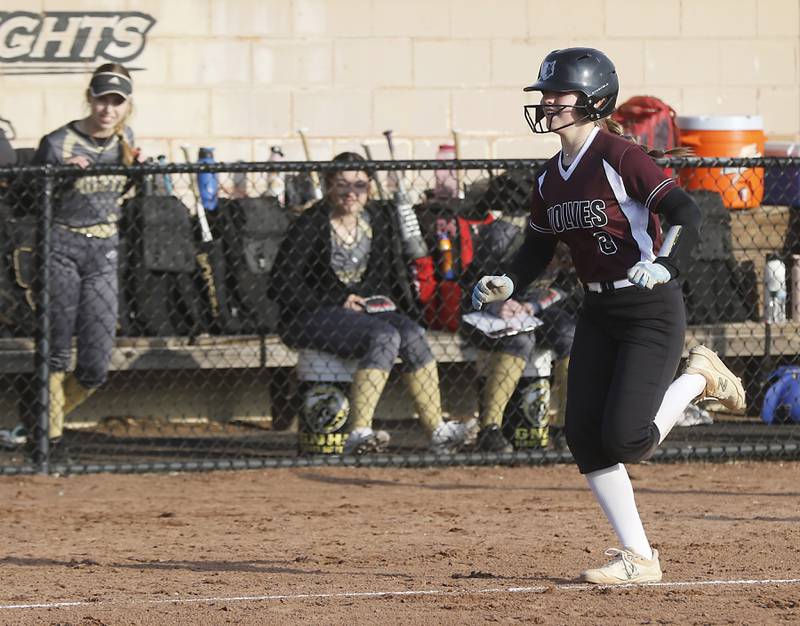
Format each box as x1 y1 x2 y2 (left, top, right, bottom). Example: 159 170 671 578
627 261 671 290
472 275 514 310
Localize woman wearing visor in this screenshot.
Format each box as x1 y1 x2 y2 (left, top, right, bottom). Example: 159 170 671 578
31 63 138 453
471 47 745 584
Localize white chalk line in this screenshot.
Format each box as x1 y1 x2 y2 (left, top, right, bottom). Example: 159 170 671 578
2 577 800 611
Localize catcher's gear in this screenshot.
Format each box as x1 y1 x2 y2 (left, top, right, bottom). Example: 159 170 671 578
523 47 619 133
472 275 514 310
627 261 671 290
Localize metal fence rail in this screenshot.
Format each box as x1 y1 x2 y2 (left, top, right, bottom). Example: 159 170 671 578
1 156 799 474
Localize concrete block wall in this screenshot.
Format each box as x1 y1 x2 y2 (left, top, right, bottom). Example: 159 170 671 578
1 0 798 162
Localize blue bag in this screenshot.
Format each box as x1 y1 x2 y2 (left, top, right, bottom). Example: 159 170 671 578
762 366 800 424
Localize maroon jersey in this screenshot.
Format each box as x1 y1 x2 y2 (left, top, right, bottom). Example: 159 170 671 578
528 127 678 283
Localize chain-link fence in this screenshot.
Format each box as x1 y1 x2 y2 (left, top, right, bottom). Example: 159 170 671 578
1 155 799 474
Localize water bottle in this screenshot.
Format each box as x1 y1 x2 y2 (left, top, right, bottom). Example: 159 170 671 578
437 231 455 280
764 254 787 323
434 143 458 200
140 156 155 196
155 154 173 196
197 147 219 212
231 161 248 199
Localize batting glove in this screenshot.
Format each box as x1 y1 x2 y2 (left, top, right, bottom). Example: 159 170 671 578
472 275 514 310
627 261 671 290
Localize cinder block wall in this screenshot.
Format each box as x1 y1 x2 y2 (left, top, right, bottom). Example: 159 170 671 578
1 0 798 162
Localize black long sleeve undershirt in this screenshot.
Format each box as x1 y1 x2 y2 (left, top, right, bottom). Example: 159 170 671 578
652 186 701 279
503 230 557 297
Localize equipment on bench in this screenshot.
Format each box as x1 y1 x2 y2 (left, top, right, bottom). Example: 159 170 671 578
121 195 206 336
0 207 35 337
215 196 291 334
679 190 757 324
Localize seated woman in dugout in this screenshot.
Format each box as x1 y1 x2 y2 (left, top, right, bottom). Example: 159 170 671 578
269 152 476 455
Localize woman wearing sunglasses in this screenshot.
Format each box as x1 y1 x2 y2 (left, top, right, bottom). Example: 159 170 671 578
270 152 475 455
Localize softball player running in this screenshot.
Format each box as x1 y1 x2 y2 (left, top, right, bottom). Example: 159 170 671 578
472 47 745 584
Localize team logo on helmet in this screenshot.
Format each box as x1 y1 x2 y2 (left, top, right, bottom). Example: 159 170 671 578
540 60 556 81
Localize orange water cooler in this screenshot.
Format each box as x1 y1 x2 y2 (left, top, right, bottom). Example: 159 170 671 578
677 115 765 209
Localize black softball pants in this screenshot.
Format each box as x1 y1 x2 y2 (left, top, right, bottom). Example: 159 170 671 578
565 280 686 474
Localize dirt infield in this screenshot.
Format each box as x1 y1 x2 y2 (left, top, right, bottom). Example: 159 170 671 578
1 461 799 625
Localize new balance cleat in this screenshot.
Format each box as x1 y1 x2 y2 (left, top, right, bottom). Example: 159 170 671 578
580 547 662 585
684 345 746 412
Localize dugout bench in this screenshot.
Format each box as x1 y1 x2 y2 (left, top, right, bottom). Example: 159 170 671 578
1 322 797 429
1 203 797 428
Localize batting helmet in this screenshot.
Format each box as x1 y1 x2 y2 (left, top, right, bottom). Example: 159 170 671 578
302 384 350 433
523 47 619 134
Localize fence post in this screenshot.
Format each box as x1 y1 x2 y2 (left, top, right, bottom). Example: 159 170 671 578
33 167 53 474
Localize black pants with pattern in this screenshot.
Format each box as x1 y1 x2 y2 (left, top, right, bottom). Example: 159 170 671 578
49 227 118 388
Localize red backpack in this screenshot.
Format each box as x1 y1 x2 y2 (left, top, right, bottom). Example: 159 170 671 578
417 213 494 332
610 96 680 152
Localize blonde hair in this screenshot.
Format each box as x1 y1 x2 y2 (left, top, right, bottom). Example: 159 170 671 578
598 116 692 158
86 63 136 166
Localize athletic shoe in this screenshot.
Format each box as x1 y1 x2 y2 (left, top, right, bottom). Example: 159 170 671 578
430 418 478 454
476 424 513 453
683 344 746 412
343 426 390 455
580 547 662 585
23 435 73 464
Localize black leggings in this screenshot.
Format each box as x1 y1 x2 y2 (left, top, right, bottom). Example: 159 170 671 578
565 280 686 474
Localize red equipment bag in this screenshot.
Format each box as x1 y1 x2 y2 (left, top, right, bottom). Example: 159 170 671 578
611 96 680 152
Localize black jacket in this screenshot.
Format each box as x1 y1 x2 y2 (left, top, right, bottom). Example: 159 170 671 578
269 199 419 332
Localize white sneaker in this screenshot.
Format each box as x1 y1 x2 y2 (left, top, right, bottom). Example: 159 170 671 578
684 345 746 412
343 426 390 455
580 547 662 585
430 418 478 453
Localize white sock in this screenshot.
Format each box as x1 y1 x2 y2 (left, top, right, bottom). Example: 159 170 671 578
586 463 652 560
654 373 706 444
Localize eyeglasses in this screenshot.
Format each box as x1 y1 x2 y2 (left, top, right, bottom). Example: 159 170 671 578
333 180 370 194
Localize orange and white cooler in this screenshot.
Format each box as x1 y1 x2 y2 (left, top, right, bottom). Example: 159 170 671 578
677 115 765 209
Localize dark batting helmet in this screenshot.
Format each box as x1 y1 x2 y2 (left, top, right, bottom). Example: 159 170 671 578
523 47 619 133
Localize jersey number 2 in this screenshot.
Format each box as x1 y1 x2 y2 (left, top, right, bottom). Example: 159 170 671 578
593 232 618 255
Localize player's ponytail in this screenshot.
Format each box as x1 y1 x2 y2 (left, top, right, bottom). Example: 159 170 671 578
598 117 693 159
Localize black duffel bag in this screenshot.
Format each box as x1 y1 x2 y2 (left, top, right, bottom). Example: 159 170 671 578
122 195 209 336
215 196 290 334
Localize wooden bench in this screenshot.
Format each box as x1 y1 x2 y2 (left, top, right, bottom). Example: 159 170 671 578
0 203 796 423
2 322 799 375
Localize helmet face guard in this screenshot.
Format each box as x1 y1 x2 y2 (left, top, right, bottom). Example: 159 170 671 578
522 47 619 134
523 102 593 134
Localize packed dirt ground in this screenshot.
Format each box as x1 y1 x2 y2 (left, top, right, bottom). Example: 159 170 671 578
0 461 798 625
